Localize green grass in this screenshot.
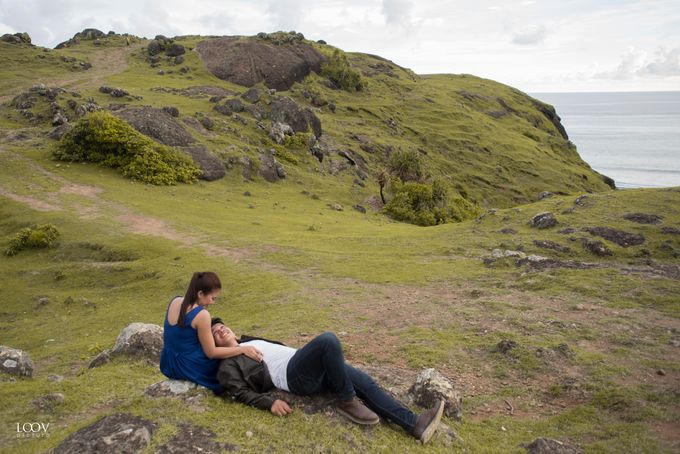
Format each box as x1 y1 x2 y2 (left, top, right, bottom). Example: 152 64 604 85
0 31 679 453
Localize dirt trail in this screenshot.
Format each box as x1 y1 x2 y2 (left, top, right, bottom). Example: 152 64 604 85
0 42 145 104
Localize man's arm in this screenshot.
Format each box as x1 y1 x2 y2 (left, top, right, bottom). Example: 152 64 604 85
217 359 276 411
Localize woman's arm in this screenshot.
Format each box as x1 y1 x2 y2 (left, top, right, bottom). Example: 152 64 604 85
194 310 262 361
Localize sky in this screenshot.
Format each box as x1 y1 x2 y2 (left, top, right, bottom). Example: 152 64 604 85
1 0 679 93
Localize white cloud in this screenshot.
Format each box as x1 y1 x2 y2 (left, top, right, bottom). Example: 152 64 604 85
511 24 547 45
382 0 414 27
0 0 678 92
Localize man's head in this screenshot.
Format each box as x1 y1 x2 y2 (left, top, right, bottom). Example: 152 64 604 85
210 317 238 347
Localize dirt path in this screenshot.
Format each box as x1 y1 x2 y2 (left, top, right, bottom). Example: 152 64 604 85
0 42 145 104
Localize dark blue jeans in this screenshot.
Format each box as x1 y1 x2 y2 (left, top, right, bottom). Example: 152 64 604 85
286 331 417 431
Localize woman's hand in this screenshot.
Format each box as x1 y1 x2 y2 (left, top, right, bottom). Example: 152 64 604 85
239 345 264 362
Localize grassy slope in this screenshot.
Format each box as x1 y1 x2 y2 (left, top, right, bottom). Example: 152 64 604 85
0 34 678 453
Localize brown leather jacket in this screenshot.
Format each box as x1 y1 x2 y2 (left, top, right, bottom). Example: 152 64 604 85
216 335 285 411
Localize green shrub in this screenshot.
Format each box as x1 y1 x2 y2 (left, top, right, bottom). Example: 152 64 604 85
383 177 482 226
283 132 313 149
387 149 424 182
53 111 202 185
320 49 365 92
5 223 60 256
272 145 299 164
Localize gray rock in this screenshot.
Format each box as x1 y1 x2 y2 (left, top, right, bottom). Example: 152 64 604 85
88 349 111 368
165 43 185 57
49 123 73 140
179 145 226 181
269 96 322 138
0 345 34 377
524 437 584 454
537 191 553 200
268 121 293 144
225 98 244 112
241 87 261 103
156 423 237 453
144 379 209 397
491 249 526 259
407 368 462 420
31 392 65 411
111 322 163 359
529 212 558 229
113 107 195 147
53 412 157 454
260 150 286 182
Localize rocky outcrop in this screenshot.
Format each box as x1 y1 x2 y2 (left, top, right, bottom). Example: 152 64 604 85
259 149 287 182
583 226 645 247
529 99 569 141
195 36 325 90
53 413 157 454
529 212 558 229
0 345 34 377
1 32 31 44
113 107 195 147
179 145 226 181
55 28 106 48
156 423 237 453
89 323 163 368
269 96 322 138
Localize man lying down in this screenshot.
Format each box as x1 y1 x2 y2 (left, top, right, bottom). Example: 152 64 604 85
210 317 444 444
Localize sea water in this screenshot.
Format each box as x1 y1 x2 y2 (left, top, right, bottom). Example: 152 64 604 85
530 91 680 188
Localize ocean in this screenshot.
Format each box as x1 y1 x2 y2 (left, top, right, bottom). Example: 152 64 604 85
529 91 680 189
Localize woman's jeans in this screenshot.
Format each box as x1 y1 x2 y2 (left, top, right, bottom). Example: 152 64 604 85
286 331 417 431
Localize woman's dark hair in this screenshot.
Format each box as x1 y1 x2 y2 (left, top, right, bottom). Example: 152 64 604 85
178 271 222 328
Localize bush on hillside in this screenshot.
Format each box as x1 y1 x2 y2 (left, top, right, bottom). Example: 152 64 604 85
5 223 60 256
53 111 202 185
384 177 481 226
387 149 424 183
320 49 365 92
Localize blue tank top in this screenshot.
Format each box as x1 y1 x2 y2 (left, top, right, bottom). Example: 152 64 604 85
159 295 224 395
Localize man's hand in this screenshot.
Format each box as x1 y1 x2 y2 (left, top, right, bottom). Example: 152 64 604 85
270 399 292 416
239 345 263 362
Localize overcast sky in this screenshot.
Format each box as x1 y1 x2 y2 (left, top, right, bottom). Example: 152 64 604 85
1 0 679 92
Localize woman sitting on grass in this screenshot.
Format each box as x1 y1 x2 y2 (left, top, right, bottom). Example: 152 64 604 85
159 271 263 394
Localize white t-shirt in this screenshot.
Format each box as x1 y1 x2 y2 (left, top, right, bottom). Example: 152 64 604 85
240 340 297 392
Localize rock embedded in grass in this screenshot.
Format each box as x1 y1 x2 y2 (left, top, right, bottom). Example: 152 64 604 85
529 212 557 229
407 368 462 419
52 412 157 454
0 345 34 377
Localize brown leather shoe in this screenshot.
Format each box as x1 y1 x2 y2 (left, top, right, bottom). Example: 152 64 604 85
411 399 445 444
336 396 380 425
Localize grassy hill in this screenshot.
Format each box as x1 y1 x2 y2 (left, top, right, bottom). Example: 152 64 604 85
0 30 678 453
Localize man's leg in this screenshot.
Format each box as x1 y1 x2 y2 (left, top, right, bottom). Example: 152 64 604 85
344 363 418 432
286 332 355 400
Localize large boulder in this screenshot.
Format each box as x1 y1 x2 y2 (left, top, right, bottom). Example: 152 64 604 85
269 96 322 138
0 345 34 377
259 149 286 182
53 413 157 454
113 107 195 147
89 323 163 368
407 368 462 419
1 32 31 44
195 36 325 90
179 145 226 181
